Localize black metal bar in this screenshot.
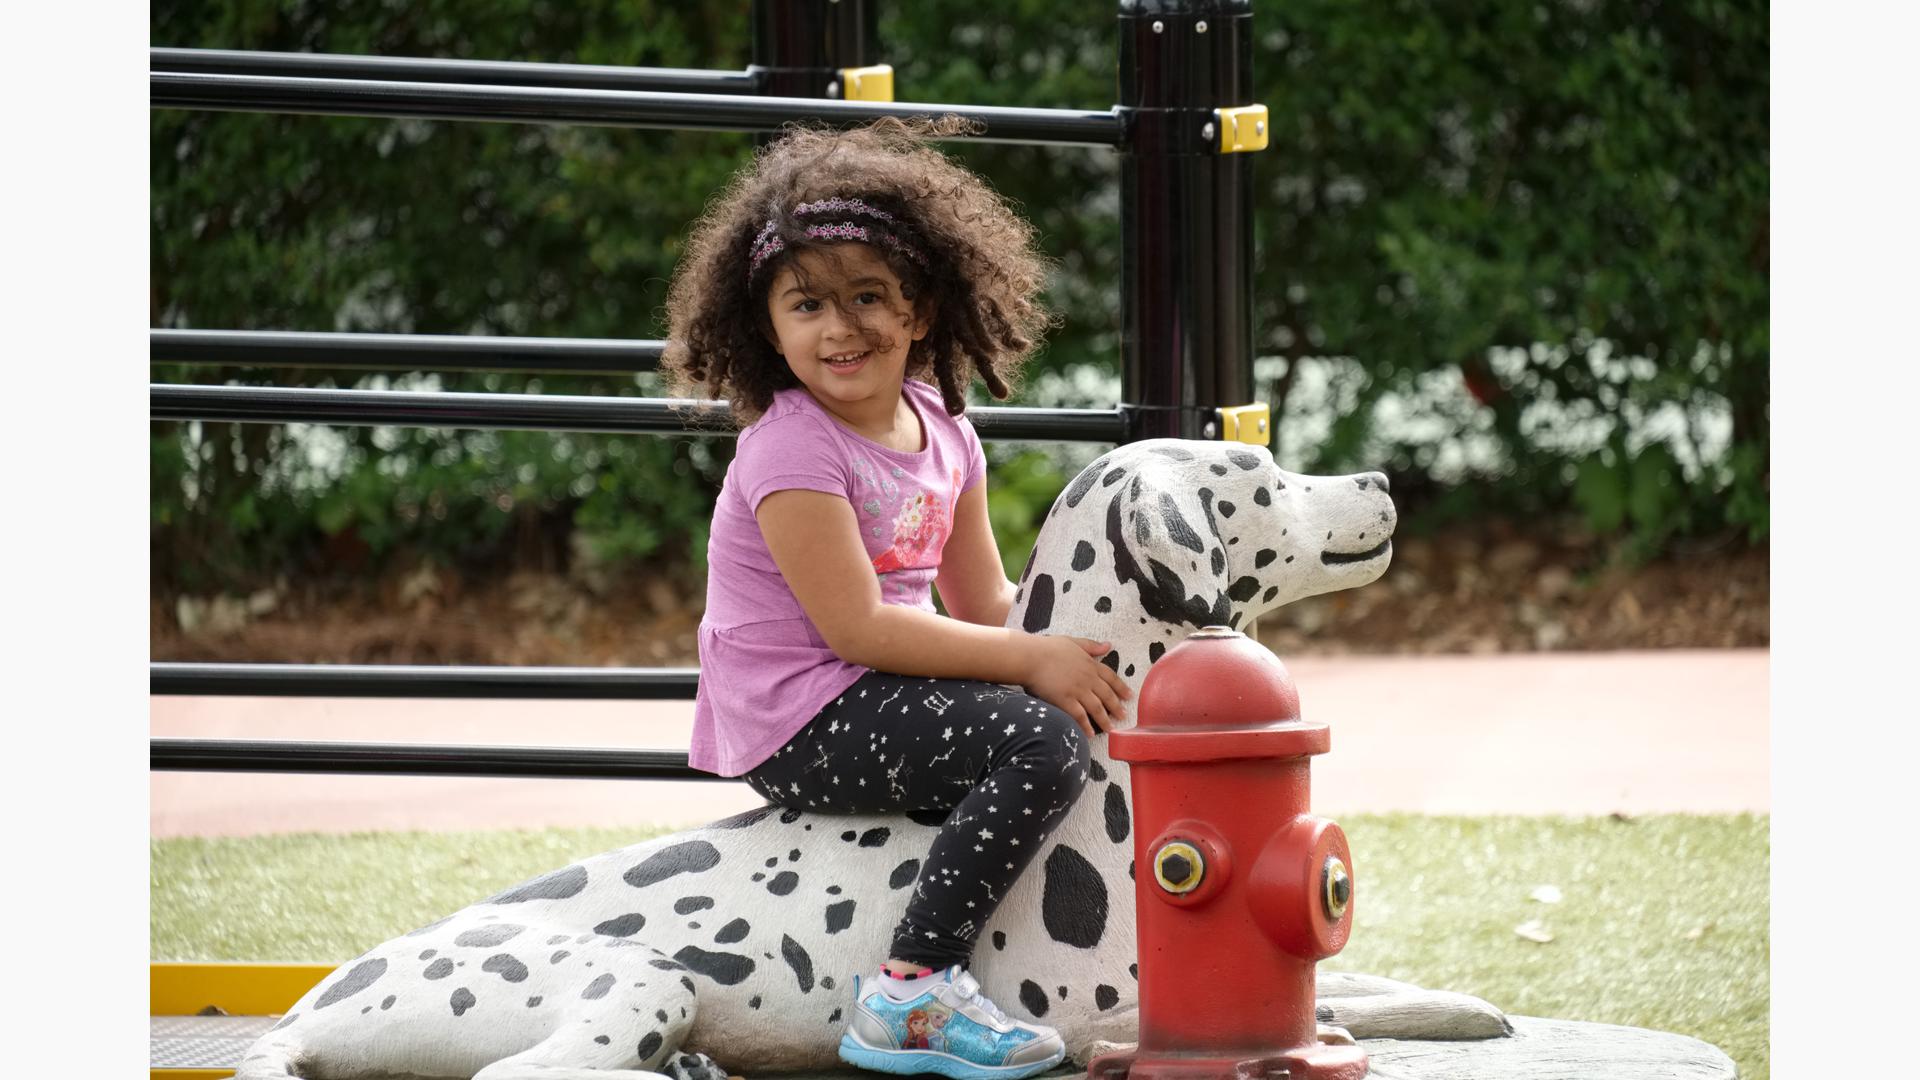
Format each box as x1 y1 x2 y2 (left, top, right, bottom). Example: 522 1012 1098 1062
151 47 757 95
150 384 1128 443
152 330 664 375
150 72 1127 148
151 738 717 780
152 663 698 699
1118 0 1257 440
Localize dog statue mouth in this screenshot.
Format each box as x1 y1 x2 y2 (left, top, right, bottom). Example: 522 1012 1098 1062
1320 538 1392 566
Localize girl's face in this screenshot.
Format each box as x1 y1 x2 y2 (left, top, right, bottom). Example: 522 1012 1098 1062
765 243 929 417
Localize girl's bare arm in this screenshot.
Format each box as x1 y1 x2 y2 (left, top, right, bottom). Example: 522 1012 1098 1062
755 489 1129 732
933 481 1016 629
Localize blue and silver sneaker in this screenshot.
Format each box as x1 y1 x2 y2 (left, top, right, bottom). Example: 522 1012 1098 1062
838 966 1067 1080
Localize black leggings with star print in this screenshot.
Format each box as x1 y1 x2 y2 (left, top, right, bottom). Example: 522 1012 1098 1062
742 671 1090 970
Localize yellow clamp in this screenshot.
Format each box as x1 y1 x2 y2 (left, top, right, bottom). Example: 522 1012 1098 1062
1213 104 1270 153
838 64 894 102
1215 402 1271 445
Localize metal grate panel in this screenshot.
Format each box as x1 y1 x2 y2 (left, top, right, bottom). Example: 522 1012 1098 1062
152 1015 276 1069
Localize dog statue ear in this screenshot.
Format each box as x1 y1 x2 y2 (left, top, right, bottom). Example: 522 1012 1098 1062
1105 451 1232 629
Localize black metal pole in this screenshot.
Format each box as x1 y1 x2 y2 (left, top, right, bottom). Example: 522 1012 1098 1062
151 663 699 699
151 330 665 375
151 738 716 781
1117 0 1257 441
148 384 1128 443
151 47 757 95
751 0 878 99
148 72 1126 148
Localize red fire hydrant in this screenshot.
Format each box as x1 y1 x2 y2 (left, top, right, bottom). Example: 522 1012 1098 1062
1091 627 1368 1080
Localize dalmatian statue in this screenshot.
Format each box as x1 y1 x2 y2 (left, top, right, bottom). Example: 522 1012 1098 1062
237 439 1508 1080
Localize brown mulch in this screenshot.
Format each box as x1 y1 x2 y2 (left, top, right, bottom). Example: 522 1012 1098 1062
151 523 1767 667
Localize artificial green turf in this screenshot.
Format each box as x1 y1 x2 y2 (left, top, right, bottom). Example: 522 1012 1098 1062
152 814 1767 1079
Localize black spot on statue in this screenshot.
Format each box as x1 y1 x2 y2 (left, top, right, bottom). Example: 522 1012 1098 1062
1210 548 1225 575
1218 500 1237 518
595 1035 611 1045
1228 449 1262 470
1041 844 1108 949
423 958 455 981
482 954 529 983
750 873 765 882
1058 985 1069 1000
1149 445 1195 461
822 976 837 990
648 958 688 972
421 949 439 959
859 827 891 848
1063 463 1103 508
1063 579 1072 594
712 806 775 829
1072 541 1096 571
1229 576 1261 602
1100 650 1120 673
1088 759 1108 783
674 896 714 915
487 866 588 904
656 1008 670 1023
316 958 388 1009
1253 486 1271 507
582 973 617 1000
406 916 453 937
907 807 951 827
1264 586 1279 602
380 995 395 1010
826 885 842 894
993 931 1007 951
748 995 762 1010
1023 574 1056 633
825 899 857 934
1020 979 1050 1018
767 871 799 896
1149 642 1166 664
1104 783 1130 843
1102 466 1127 487
269 1013 298 1031
1126 664 1136 676
594 914 647 938
1130 963 1138 979
1096 984 1120 1011
1157 494 1206 553
765 856 779 868
714 918 751 944
1229 612 1242 629
1018 545 1039 586
1211 463 1228 476
673 946 757 985
1317 1004 1336 1023
889 859 921 889
781 934 816 993
1095 595 1112 613
455 924 526 948
830 1006 844 1023
780 807 805 824
1112 492 1230 628
1255 548 1277 568
449 987 477 1016
789 848 802 862
623 841 721 890
681 975 696 994
637 1031 664 1063
527 995 543 1007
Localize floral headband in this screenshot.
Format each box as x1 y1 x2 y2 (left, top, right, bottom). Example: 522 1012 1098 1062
747 197 927 281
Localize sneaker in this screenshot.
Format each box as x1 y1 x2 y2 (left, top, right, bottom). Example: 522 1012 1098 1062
838 966 1068 1080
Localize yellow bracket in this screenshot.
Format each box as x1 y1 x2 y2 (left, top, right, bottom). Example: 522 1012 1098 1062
839 64 895 102
1214 104 1270 153
1215 403 1271 445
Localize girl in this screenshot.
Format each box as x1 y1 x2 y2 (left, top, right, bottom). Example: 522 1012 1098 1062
662 117 1131 1079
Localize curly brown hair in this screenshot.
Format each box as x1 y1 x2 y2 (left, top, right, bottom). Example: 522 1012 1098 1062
661 116 1056 425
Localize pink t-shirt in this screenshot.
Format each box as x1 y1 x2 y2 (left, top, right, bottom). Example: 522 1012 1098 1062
690 379 987 776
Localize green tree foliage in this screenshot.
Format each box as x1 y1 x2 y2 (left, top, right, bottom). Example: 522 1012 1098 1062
152 0 1765 594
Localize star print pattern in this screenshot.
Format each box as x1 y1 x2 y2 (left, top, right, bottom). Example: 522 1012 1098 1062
741 671 1090 970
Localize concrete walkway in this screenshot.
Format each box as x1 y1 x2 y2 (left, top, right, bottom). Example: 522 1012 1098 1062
149 649 1768 838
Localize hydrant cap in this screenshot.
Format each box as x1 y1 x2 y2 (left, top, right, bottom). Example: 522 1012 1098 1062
1136 626 1301 729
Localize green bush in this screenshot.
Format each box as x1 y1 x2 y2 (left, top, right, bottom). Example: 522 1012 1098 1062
151 0 1766 593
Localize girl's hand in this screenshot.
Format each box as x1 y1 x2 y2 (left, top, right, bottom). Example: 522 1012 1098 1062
1019 635 1134 739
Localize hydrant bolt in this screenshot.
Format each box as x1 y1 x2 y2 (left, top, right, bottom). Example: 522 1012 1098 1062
1154 842 1205 895
1323 857 1352 921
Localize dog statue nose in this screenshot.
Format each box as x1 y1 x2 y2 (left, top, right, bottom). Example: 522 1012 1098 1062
1355 473 1390 493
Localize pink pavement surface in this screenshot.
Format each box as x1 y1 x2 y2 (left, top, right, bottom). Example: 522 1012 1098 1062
150 649 1768 839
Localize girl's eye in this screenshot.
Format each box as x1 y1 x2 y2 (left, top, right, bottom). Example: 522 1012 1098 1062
794 298 822 313
854 291 882 305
